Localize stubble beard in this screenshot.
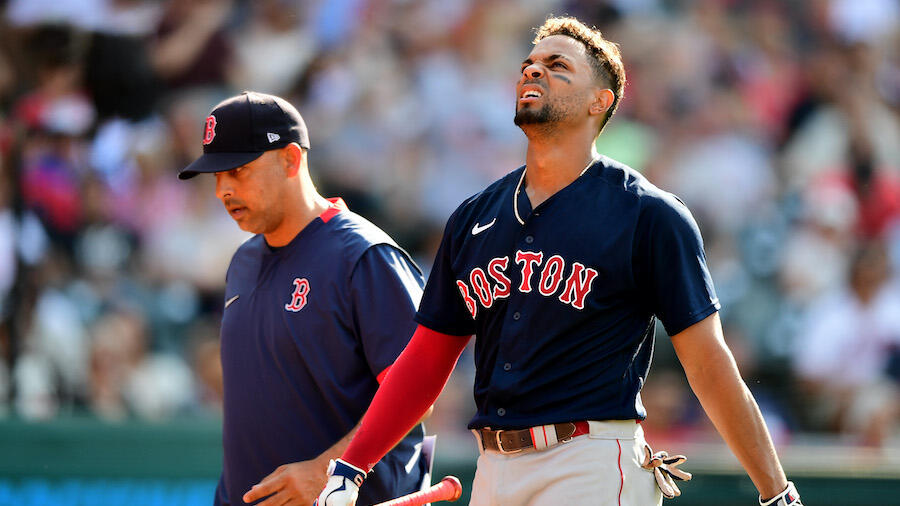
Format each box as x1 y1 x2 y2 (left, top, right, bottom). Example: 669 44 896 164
514 91 587 134
514 101 564 127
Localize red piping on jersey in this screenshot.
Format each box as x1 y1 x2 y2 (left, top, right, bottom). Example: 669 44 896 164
319 197 347 223
616 439 624 505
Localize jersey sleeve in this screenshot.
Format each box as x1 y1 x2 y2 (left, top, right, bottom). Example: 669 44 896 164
350 244 425 377
415 210 477 336
633 193 720 336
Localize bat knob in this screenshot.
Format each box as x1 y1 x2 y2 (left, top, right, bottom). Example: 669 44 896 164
442 476 463 501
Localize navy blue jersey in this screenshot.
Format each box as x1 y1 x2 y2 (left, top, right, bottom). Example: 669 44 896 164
215 200 428 505
416 156 720 430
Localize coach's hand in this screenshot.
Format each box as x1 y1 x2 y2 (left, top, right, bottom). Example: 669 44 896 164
314 459 366 506
243 458 328 505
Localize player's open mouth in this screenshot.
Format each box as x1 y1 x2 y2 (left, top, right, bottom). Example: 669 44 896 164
228 207 247 219
519 86 543 104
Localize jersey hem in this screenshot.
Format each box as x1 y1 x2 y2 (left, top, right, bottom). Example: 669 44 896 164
466 415 643 431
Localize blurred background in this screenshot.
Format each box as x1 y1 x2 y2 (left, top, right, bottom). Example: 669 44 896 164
0 0 899 504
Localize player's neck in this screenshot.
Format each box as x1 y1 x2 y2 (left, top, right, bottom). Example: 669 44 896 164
263 174 330 248
523 135 596 207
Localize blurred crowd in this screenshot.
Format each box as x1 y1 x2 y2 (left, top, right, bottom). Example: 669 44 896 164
0 0 899 451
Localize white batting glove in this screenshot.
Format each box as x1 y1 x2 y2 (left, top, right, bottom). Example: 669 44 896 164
314 459 366 506
641 444 692 499
759 481 802 506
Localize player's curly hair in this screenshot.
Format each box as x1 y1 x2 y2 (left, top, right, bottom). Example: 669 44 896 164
534 16 626 133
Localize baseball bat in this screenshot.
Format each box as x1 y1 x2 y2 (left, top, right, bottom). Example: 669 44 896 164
372 476 462 506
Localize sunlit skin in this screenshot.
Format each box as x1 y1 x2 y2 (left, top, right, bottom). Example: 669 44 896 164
513 35 615 208
214 143 330 247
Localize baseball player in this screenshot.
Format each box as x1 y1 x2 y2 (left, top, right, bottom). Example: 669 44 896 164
178 92 429 505
316 17 803 506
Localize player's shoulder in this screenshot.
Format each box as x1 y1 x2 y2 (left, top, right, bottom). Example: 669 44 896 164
595 155 692 219
595 155 667 202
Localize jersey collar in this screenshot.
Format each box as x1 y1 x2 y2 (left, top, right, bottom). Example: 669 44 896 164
513 158 598 225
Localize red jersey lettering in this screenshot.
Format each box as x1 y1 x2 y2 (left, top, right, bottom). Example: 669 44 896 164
515 250 544 293
558 262 599 310
457 280 478 319
469 268 494 309
488 257 512 299
539 255 566 296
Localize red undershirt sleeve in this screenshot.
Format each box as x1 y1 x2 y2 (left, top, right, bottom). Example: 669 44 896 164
375 366 390 384
342 324 470 472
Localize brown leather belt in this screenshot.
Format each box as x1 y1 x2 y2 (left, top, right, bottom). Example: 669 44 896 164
479 421 590 454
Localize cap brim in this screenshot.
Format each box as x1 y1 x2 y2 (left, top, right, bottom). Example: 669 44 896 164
178 151 265 180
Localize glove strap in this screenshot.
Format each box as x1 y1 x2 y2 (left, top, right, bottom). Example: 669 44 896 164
759 481 801 506
327 459 367 488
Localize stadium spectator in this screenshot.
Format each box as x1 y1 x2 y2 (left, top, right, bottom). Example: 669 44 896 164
0 0 897 452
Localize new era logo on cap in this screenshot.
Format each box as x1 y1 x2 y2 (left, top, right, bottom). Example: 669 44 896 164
177 91 311 180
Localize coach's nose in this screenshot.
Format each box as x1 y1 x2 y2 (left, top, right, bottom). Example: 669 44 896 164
215 173 234 200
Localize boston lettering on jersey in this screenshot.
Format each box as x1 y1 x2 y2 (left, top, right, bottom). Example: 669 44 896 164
456 251 599 318
416 156 720 429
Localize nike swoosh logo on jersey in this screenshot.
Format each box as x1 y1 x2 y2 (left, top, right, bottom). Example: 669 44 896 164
225 295 239 308
471 219 496 236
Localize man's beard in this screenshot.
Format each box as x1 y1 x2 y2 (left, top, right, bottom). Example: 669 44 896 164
514 101 564 126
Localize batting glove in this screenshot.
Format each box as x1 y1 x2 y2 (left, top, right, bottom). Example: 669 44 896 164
759 481 802 506
640 444 692 499
314 459 365 506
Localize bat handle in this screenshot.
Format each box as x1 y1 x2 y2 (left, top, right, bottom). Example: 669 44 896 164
372 476 463 506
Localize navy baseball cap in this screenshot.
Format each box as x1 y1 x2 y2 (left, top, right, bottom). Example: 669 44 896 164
178 91 310 180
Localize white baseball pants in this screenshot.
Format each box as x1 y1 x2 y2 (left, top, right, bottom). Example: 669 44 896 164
469 420 662 506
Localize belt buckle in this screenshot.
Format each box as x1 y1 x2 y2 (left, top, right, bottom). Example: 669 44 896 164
494 429 524 455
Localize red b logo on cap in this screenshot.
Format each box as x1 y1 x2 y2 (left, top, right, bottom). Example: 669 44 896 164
202 115 217 145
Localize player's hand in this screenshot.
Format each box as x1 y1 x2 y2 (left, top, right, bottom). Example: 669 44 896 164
641 444 692 499
759 481 802 506
242 458 327 505
314 459 366 506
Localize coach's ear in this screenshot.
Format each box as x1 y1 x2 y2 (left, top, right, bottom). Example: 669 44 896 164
281 142 306 177
589 88 615 116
